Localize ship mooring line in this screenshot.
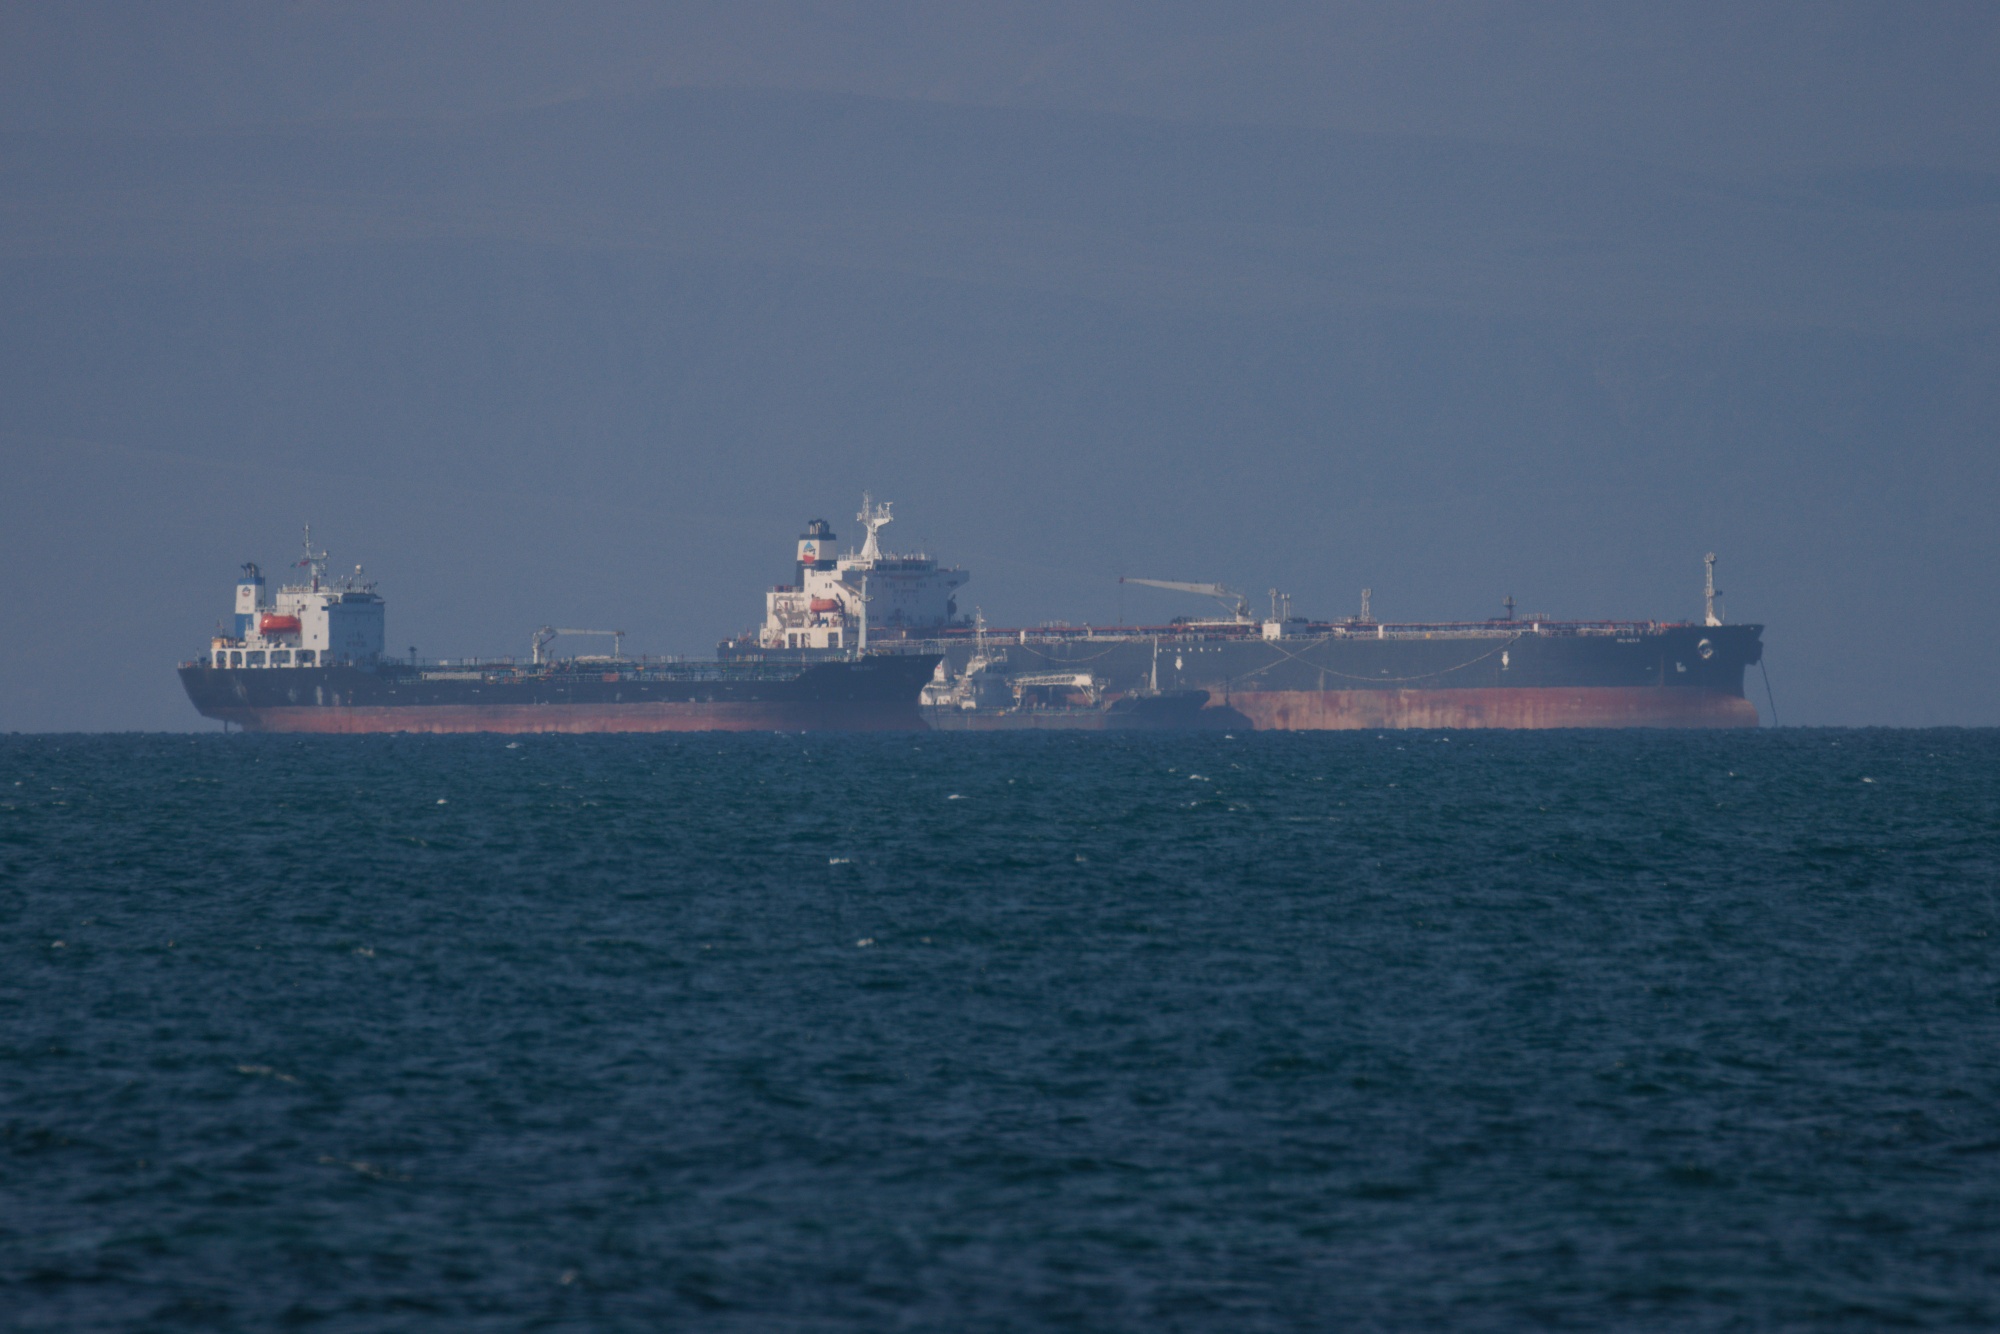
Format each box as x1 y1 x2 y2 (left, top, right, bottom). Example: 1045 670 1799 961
1760 657 1779 727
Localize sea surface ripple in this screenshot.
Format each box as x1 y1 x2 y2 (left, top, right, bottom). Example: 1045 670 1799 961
3 730 1999 1330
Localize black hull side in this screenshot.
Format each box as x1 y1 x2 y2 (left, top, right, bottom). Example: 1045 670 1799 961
179 656 940 733
958 625 1763 699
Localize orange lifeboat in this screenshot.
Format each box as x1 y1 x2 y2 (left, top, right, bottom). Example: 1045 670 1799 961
260 613 302 634
808 598 842 614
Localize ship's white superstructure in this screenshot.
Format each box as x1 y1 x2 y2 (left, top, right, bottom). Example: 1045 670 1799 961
759 496 968 650
207 528 385 669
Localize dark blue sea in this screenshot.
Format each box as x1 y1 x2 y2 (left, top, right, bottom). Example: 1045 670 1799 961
5 730 1999 1330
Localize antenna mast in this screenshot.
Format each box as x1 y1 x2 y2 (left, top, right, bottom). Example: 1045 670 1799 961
857 494 893 562
298 524 328 591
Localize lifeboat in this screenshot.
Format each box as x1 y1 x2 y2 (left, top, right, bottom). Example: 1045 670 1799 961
808 597 843 614
260 613 302 635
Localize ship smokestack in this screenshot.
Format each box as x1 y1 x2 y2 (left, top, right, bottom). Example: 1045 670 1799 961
234 563 265 640
796 519 837 587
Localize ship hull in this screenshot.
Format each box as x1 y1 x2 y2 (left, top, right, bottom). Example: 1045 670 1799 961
180 656 938 733
191 700 927 734
1224 686 1757 730
908 622 1766 730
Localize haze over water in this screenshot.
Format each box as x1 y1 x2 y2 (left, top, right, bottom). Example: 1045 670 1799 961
7 730 1998 1329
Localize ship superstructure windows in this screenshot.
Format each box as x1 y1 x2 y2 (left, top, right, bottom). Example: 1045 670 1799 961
204 529 387 670
760 497 969 652
212 644 327 667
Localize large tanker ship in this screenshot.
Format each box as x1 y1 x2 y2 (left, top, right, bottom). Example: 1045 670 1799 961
719 499 1765 730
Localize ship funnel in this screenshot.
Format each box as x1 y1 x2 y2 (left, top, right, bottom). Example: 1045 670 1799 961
234 563 265 638
797 518 837 572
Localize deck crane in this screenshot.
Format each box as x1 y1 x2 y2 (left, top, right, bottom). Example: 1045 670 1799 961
531 626 627 665
1117 578 1252 623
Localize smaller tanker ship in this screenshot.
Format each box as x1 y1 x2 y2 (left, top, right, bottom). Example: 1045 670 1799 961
719 499 1765 730
179 531 937 733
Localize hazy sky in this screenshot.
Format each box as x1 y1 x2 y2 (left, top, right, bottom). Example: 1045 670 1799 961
3 2 1996 728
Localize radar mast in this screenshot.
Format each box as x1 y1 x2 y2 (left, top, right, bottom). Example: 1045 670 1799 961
857 494 893 563
297 524 328 591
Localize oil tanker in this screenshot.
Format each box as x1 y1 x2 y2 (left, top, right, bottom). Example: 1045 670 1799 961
719 499 1765 730
178 532 936 733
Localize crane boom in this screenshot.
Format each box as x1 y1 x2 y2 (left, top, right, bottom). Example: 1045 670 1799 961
1120 578 1231 597
1118 577 1251 622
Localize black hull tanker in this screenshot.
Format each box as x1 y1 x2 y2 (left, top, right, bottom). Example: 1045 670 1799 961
722 508 1765 730
179 530 937 733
